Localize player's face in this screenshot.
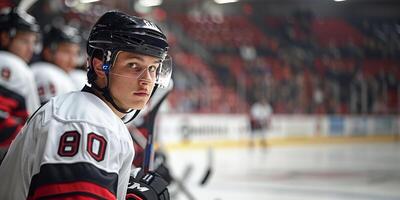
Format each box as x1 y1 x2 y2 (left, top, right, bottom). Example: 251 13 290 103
8 31 37 63
53 42 80 72
108 51 159 110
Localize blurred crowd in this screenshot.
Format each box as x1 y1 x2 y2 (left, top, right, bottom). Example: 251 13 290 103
168 10 400 115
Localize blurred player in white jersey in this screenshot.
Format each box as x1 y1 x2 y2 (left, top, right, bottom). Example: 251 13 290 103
250 98 273 147
0 10 172 200
0 7 40 162
31 25 85 104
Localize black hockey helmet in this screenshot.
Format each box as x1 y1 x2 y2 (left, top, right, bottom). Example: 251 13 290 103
87 10 171 87
0 7 39 36
86 11 172 121
87 10 168 62
42 25 81 49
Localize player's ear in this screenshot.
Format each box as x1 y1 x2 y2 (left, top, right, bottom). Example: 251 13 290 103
42 47 53 62
0 32 11 47
92 57 106 79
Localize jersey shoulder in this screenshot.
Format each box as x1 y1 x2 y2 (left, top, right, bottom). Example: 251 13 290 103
51 91 127 133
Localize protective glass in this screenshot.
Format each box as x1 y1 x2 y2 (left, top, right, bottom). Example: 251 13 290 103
155 55 172 88
109 55 172 88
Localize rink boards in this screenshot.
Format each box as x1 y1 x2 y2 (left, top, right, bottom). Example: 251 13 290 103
156 114 399 149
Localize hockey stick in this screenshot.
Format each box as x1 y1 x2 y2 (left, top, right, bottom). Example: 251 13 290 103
199 147 214 186
17 0 38 12
170 165 196 200
169 148 213 199
142 81 174 173
130 125 198 200
129 126 147 152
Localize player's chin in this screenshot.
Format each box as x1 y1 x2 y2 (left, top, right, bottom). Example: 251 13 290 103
22 54 32 63
127 98 149 110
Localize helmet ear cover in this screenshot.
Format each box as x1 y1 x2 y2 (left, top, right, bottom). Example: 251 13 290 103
102 64 110 72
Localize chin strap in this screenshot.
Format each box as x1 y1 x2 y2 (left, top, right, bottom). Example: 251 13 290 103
82 84 136 123
89 82 133 114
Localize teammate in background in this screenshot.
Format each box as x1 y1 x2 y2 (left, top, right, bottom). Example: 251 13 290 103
0 7 40 162
250 98 273 147
0 8 38 63
31 25 86 104
0 10 171 200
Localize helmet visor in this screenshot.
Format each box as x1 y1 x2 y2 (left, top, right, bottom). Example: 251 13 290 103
109 55 172 88
156 55 172 88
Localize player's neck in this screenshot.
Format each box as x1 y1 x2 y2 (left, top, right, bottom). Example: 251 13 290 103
92 90 126 118
104 99 126 118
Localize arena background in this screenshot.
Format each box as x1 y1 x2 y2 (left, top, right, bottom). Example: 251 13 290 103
2 0 399 199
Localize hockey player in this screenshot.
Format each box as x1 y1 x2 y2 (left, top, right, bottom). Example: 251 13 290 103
250 97 273 147
0 10 171 200
0 8 40 162
0 7 38 63
31 25 84 104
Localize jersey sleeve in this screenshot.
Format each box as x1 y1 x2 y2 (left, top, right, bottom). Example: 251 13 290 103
27 119 134 200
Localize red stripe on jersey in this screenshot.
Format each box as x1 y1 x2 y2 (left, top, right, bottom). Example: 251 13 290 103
27 181 117 200
0 96 18 108
13 110 29 119
0 116 16 128
126 193 144 200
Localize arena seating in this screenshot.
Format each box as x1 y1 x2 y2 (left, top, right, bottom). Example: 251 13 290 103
168 13 400 114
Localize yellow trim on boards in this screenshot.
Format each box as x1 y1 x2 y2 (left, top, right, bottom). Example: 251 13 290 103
163 134 400 151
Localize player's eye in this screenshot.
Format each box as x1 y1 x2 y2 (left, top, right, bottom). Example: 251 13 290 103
148 65 158 73
127 63 137 68
128 63 143 72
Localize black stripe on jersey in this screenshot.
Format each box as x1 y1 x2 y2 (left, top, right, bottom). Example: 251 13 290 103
28 162 118 197
0 85 26 108
0 126 18 142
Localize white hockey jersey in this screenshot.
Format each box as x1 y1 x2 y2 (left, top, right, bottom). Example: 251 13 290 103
0 51 40 148
0 89 135 200
0 51 40 115
31 62 77 104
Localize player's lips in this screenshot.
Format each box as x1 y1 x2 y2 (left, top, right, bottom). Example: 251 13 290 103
133 90 149 96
